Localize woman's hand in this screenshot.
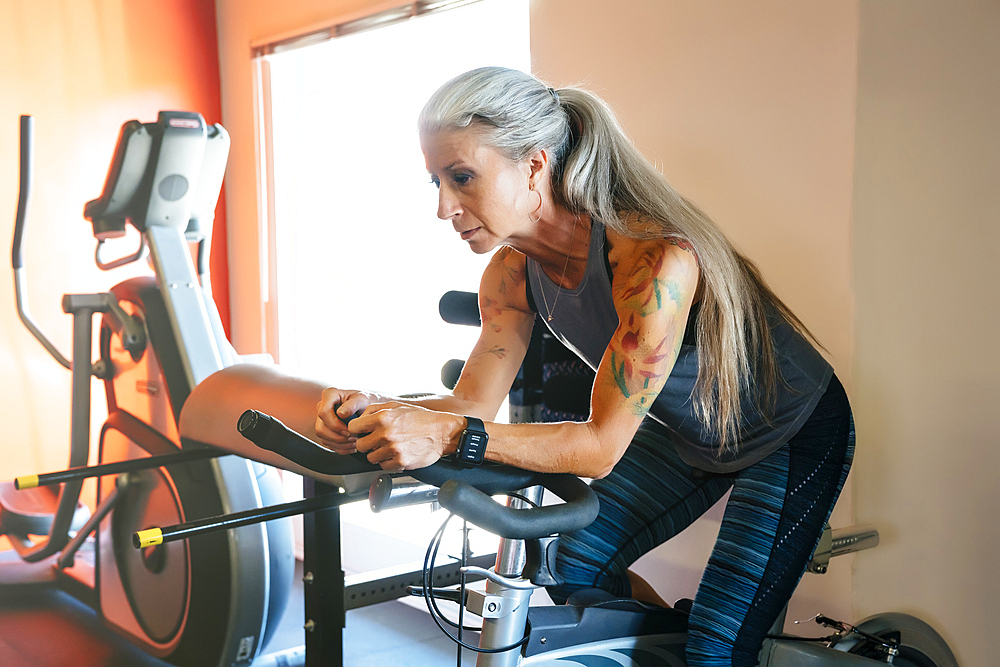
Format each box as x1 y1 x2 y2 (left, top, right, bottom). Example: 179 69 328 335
350 402 463 471
314 387 378 454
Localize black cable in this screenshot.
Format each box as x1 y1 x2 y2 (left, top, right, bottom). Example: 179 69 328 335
421 512 529 655
456 518 468 667
423 514 479 632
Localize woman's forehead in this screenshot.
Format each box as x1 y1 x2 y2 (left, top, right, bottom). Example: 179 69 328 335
422 127 499 168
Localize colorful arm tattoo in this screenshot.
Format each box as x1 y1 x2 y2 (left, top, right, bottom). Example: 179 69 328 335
494 246 527 298
606 243 692 417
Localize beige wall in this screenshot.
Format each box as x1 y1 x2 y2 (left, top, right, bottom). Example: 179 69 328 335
852 2 1000 664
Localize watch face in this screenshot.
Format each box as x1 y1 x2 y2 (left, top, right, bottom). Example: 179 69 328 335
459 429 487 464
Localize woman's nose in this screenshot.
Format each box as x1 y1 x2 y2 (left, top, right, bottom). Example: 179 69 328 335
437 187 461 220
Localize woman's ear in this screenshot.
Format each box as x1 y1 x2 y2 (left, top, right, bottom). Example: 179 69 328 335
526 149 548 189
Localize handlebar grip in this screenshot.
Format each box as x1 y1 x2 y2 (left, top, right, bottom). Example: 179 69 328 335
13 115 33 270
237 409 379 476
437 474 599 540
439 290 481 327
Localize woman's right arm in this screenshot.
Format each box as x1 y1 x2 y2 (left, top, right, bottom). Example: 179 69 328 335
314 246 535 452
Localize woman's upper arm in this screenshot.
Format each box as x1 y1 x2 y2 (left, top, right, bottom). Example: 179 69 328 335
450 247 536 418
587 236 700 462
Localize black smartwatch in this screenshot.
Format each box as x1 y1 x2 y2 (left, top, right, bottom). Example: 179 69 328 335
456 416 488 466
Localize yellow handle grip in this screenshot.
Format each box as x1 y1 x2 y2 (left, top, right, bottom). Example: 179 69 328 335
14 475 39 490
135 528 164 548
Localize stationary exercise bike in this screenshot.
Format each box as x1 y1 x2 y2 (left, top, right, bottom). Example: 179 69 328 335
231 413 959 667
126 245 959 665
216 285 958 667
0 111 298 666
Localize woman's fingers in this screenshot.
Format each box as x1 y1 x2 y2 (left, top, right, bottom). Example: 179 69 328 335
352 404 454 470
315 387 374 444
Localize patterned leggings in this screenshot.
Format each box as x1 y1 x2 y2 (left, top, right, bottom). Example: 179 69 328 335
549 376 855 667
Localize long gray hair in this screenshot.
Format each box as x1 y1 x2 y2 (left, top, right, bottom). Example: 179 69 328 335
419 67 818 453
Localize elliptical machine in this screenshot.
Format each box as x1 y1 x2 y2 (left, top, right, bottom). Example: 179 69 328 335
1 112 294 666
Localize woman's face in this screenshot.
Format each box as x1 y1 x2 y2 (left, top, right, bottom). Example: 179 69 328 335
421 127 534 255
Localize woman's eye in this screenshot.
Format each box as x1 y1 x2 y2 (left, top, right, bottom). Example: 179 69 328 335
453 174 472 186
429 176 441 188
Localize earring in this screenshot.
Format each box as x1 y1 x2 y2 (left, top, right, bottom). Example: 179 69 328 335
527 189 542 224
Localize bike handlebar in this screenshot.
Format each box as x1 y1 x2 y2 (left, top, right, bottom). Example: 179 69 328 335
237 409 600 539
437 475 598 540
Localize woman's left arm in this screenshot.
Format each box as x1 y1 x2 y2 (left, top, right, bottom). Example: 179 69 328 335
583 236 700 473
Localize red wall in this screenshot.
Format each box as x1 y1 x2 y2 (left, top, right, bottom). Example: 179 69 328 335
0 0 228 484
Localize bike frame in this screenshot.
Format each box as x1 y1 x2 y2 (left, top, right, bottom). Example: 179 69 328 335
443 496 903 667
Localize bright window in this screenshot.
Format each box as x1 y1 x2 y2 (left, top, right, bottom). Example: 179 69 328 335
264 0 530 398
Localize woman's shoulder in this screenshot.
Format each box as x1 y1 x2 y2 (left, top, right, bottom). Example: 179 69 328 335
605 215 698 276
486 245 528 274
480 245 531 312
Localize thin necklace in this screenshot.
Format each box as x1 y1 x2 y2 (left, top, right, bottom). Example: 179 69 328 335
537 221 577 322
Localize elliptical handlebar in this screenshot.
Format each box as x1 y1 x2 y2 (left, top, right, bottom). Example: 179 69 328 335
237 409 600 539
12 114 71 370
13 115 31 272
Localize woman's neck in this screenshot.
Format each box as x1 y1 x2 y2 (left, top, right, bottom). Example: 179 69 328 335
511 209 592 289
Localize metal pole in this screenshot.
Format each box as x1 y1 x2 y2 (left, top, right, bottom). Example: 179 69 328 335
303 479 346 667
133 487 359 548
15 447 221 490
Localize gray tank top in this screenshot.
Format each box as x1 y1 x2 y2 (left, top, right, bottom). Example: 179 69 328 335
525 223 833 473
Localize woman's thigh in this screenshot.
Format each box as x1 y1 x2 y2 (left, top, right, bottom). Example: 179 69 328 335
551 420 733 602
686 377 855 667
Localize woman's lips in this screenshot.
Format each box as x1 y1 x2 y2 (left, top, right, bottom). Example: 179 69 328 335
459 228 479 240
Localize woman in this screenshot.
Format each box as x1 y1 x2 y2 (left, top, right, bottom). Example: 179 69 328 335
315 67 853 667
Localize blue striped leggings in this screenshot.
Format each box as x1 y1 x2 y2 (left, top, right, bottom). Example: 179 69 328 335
549 376 855 667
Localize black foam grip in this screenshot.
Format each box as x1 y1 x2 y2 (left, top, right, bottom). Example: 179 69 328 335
238 410 378 475
13 115 33 270
237 409 602 544
436 474 599 540
237 409 543 494
439 290 481 327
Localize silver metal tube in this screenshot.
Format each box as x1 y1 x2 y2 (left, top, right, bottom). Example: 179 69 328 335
830 526 879 557
476 583 533 667
14 269 71 369
494 485 544 577
368 475 438 513
475 486 545 666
